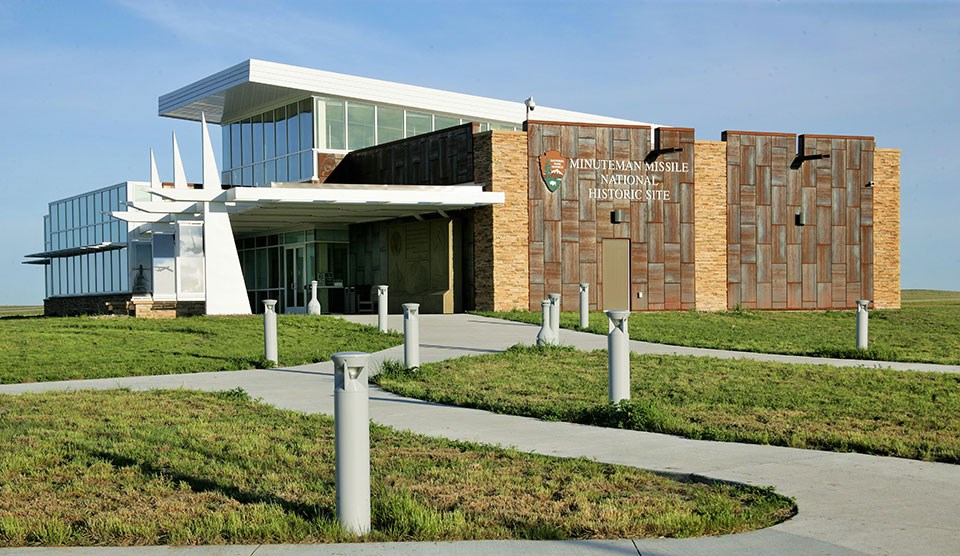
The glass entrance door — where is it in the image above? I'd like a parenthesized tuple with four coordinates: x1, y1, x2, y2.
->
(284, 245, 306, 313)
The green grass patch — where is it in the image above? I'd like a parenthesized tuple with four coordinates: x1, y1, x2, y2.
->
(0, 307, 43, 317)
(375, 344, 960, 463)
(0, 389, 794, 546)
(477, 290, 960, 365)
(0, 315, 403, 384)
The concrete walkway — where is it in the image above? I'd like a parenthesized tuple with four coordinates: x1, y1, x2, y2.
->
(2, 314, 958, 556)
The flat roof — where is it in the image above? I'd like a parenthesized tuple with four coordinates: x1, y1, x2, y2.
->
(159, 59, 652, 127)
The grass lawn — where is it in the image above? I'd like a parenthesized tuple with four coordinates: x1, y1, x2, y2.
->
(0, 389, 794, 546)
(0, 307, 42, 317)
(375, 345, 960, 464)
(0, 315, 403, 384)
(477, 290, 960, 365)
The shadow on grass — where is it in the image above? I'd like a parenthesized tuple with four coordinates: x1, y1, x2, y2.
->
(90, 449, 335, 522)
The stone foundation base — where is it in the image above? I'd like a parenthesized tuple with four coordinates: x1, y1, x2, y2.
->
(44, 295, 205, 318)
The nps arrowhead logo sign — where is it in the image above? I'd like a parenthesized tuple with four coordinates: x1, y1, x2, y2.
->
(539, 150, 566, 193)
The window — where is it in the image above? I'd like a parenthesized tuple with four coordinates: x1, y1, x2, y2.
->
(252, 114, 263, 163)
(241, 119, 252, 166)
(264, 110, 275, 160)
(287, 102, 300, 154)
(222, 125, 231, 169)
(325, 100, 346, 150)
(348, 102, 375, 150)
(231, 123, 241, 170)
(276, 106, 287, 157)
(435, 115, 460, 131)
(299, 99, 313, 152)
(377, 105, 403, 144)
(406, 111, 432, 137)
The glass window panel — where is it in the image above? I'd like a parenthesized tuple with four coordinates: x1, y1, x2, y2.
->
(79, 197, 87, 227)
(59, 202, 66, 229)
(221, 171, 231, 186)
(242, 166, 253, 187)
(265, 159, 276, 184)
(119, 222, 127, 242)
(406, 111, 433, 137)
(275, 107, 287, 157)
(241, 118, 252, 165)
(347, 102, 375, 150)
(299, 98, 313, 151)
(287, 155, 300, 182)
(254, 163, 264, 187)
(119, 251, 128, 291)
(287, 102, 300, 154)
(231, 123, 241, 170)
(94, 194, 102, 223)
(276, 156, 287, 181)
(232, 169, 241, 186)
(177, 223, 205, 297)
(256, 249, 268, 289)
(435, 115, 460, 131)
(81, 226, 88, 246)
(268, 247, 280, 288)
(241, 250, 254, 288)
(264, 110, 275, 160)
(325, 100, 345, 150)
(153, 233, 175, 299)
(66, 201, 73, 229)
(222, 125, 231, 169)
(252, 114, 263, 163)
(301, 151, 312, 180)
(377, 105, 403, 144)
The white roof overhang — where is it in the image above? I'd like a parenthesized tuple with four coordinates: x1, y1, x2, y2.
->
(109, 184, 505, 233)
(160, 59, 653, 127)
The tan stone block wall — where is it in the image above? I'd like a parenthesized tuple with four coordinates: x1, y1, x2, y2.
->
(693, 140, 728, 311)
(473, 131, 530, 311)
(873, 148, 901, 309)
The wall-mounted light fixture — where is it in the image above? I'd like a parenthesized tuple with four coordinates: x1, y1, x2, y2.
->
(611, 209, 625, 224)
(524, 97, 536, 120)
(865, 181, 875, 188)
(795, 210, 807, 226)
(644, 146, 684, 163)
(790, 153, 831, 170)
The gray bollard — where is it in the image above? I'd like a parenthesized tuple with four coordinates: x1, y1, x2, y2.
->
(263, 299, 278, 365)
(308, 280, 322, 315)
(606, 310, 631, 403)
(402, 303, 420, 370)
(536, 299, 555, 346)
(377, 285, 389, 333)
(332, 351, 371, 536)
(548, 293, 561, 345)
(856, 300, 870, 350)
(579, 283, 589, 329)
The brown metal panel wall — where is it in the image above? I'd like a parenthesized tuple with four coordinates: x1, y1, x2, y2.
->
(526, 122, 695, 311)
(725, 130, 874, 310)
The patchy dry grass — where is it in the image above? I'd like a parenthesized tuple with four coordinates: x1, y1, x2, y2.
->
(0, 389, 794, 546)
(376, 345, 960, 463)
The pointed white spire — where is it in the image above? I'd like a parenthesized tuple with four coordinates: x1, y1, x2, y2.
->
(201, 113, 221, 190)
(172, 132, 187, 189)
(150, 148, 161, 190)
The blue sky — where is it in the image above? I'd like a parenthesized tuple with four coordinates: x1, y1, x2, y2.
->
(1, 0, 957, 304)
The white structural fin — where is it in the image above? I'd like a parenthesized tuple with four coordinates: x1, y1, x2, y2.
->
(150, 149, 162, 190)
(201, 113, 221, 190)
(203, 202, 252, 315)
(173, 132, 187, 189)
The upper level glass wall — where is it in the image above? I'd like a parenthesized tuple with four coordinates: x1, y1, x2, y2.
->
(221, 96, 520, 187)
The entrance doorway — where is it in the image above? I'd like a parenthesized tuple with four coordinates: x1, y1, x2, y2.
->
(602, 238, 630, 310)
(284, 245, 306, 313)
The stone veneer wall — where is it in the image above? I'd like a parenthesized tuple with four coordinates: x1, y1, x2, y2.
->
(873, 148, 901, 309)
(693, 140, 728, 311)
(45, 294, 132, 316)
(473, 130, 529, 311)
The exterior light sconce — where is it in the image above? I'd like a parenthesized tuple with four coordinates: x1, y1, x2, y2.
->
(524, 97, 535, 119)
(865, 181, 875, 188)
(795, 210, 807, 226)
(790, 152, 831, 170)
(644, 146, 684, 163)
(611, 209, 625, 224)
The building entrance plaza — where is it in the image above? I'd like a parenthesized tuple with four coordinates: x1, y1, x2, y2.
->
(25, 59, 901, 317)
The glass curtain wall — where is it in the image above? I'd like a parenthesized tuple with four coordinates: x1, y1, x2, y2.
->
(45, 184, 130, 297)
(221, 96, 521, 186)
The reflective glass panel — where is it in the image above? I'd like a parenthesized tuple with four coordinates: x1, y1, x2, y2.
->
(300, 151, 312, 180)
(325, 100, 345, 150)
(241, 119, 252, 165)
(177, 223, 205, 297)
(231, 123, 241, 169)
(287, 102, 300, 154)
(406, 111, 433, 137)
(276, 155, 287, 181)
(264, 110, 275, 159)
(275, 107, 287, 156)
(348, 102, 375, 150)
(435, 115, 460, 131)
(252, 114, 263, 162)
(287, 155, 300, 182)
(222, 125, 231, 169)
(254, 163, 264, 187)
(265, 159, 276, 184)
(377, 105, 403, 144)
(299, 99, 312, 151)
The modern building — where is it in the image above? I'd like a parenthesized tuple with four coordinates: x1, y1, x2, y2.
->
(25, 59, 901, 317)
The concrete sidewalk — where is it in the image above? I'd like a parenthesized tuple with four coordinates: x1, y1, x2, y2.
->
(2, 314, 958, 556)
